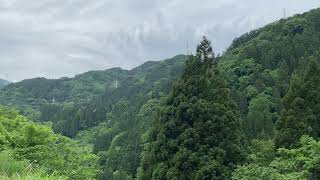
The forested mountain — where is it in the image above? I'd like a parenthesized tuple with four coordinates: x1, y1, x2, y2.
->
(40, 55, 187, 179)
(221, 8, 320, 179)
(38, 55, 186, 135)
(0, 55, 187, 179)
(220, 8, 320, 140)
(1, 7, 320, 180)
(0, 79, 9, 88)
(0, 68, 129, 117)
(0, 56, 186, 117)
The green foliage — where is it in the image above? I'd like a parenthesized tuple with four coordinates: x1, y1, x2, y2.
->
(233, 136, 320, 179)
(0, 152, 27, 177)
(138, 37, 244, 180)
(275, 60, 320, 148)
(0, 106, 99, 179)
(245, 91, 277, 139)
(71, 55, 186, 179)
(220, 9, 320, 139)
(0, 151, 65, 179)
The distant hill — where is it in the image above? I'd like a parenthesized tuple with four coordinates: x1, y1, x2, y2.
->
(0, 55, 187, 118)
(0, 79, 10, 88)
(0, 67, 129, 118)
(39, 54, 187, 135)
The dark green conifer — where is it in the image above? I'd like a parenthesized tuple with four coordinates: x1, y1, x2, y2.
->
(275, 60, 320, 148)
(138, 36, 244, 180)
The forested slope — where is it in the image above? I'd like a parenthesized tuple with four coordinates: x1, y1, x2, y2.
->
(40, 55, 187, 179)
(37, 55, 187, 136)
(1, 7, 320, 180)
(0, 55, 188, 179)
(0, 68, 129, 117)
(220, 8, 320, 139)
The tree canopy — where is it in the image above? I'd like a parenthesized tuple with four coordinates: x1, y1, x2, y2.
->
(138, 36, 244, 180)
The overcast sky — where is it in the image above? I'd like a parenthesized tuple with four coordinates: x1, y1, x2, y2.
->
(0, 0, 319, 81)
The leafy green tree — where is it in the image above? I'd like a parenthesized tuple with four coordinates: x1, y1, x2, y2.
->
(0, 106, 99, 179)
(245, 91, 277, 139)
(138, 37, 244, 180)
(275, 60, 320, 148)
(232, 136, 320, 180)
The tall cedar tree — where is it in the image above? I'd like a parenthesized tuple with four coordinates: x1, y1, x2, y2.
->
(275, 60, 320, 148)
(138, 37, 244, 180)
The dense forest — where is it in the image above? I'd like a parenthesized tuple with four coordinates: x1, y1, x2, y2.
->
(0, 106, 99, 179)
(1, 7, 320, 179)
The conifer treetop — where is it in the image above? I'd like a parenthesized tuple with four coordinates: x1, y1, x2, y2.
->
(196, 36, 214, 62)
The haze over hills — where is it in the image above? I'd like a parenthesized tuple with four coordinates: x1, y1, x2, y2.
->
(1, 7, 320, 180)
(0, 79, 9, 88)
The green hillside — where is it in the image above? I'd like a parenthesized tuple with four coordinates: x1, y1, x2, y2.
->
(220, 8, 320, 139)
(0, 68, 129, 117)
(37, 55, 187, 179)
(1, 7, 320, 180)
(0, 56, 186, 118)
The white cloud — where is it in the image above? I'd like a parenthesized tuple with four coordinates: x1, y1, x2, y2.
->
(0, 0, 319, 81)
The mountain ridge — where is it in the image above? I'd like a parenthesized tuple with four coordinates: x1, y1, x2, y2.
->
(0, 55, 187, 117)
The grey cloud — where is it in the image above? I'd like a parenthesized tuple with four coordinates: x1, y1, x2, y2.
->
(0, 0, 319, 81)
